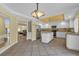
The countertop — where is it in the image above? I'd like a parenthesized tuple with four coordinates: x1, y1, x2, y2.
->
(41, 28, 73, 32)
(66, 32, 79, 35)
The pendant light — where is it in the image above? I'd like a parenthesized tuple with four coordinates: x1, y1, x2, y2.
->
(31, 3, 45, 19)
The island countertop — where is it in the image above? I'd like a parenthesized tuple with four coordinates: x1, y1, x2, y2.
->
(41, 28, 52, 32)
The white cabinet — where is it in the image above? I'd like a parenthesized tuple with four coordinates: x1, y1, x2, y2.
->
(66, 34, 79, 51)
(56, 32, 66, 38)
(41, 32, 53, 43)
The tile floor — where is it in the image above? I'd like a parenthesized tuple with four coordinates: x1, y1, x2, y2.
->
(0, 37, 79, 56)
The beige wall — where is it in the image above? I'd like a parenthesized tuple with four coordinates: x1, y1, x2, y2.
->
(0, 5, 18, 44)
(0, 5, 18, 54)
(27, 20, 37, 41)
(27, 21, 32, 40)
(0, 16, 6, 35)
(9, 16, 18, 44)
(32, 22, 37, 41)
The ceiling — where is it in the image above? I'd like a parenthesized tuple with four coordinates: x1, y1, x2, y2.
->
(3, 3, 79, 20)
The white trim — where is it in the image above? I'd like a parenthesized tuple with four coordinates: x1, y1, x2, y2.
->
(0, 4, 32, 19)
(0, 41, 17, 54)
(0, 4, 38, 21)
(0, 4, 44, 24)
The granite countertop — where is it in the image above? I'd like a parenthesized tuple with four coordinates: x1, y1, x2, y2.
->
(66, 32, 79, 35)
(41, 28, 73, 32)
(41, 28, 52, 32)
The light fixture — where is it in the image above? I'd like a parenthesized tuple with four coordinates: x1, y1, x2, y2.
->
(61, 21, 66, 25)
(68, 16, 72, 19)
(32, 3, 45, 19)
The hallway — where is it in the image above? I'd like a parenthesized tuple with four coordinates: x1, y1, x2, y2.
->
(0, 38, 79, 56)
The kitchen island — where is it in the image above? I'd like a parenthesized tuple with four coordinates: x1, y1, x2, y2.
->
(41, 29, 53, 43)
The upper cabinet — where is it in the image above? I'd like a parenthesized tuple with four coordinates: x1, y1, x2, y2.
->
(40, 14, 64, 23)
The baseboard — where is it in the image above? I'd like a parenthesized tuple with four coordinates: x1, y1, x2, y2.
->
(0, 41, 17, 54)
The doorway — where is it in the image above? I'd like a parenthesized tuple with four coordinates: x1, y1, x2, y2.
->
(18, 24, 27, 42)
(51, 26, 57, 38)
